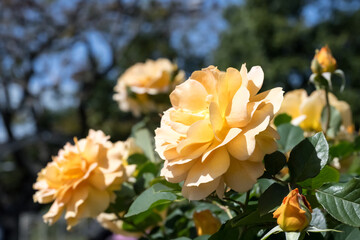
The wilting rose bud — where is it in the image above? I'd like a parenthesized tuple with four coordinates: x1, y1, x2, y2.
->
(193, 210, 221, 236)
(273, 188, 312, 232)
(311, 45, 337, 74)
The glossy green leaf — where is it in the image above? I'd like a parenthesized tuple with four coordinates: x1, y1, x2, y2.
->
(125, 183, 177, 217)
(297, 165, 339, 189)
(264, 151, 287, 175)
(274, 113, 292, 127)
(277, 123, 304, 152)
(333, 224, 360, 240)
(315, 178, 360, 227)
(288, 132, 329, 182)
(258, 183, 289, 216)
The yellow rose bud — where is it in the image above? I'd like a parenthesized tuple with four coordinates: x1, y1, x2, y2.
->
(193, 210, 221, 236)
(273, 188, 312, 232)
(311, 45, 337, 74)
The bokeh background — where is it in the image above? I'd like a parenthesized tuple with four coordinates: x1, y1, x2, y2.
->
(1, 0, 360, 239)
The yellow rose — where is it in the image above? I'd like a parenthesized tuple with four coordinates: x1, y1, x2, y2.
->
(311, 45, 337, 74)
(273, 188, 312, 232)
(113, 58, 185, 117)
(33, 130, 136, 230)
(278, 89, 354, 134)
(155, 65, 284, 200)
(193, 210, 221, 236)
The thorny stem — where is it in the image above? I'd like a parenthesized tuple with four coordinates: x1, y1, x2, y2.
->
(324, 88, 331, 137)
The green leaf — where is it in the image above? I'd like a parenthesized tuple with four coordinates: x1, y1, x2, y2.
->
(309, 208, 327, 236)
(274, 113, 292, 127)
(321, 106, 342, 138)
(329, 141, 354, 158)
(125, 183, 177, 217)
(133, 128, 155, 162)
(127, 153, 148, 165)
(232, 209, 275, 227)
(285, 231, 304, 240)
(353, 136, 360, 151)
(297, 165, 339, 189)
(209, 221, 240, 240)
(333, 224, 360, 240)
(277, 123, 304, 153)
(261, 226, 283, 240)
(264, 151, 287, 175)
(315, 178, 360, 227)
(288, 132, 329, 182)
(258, 183, 289, 216)
(194, 236, 210, 240)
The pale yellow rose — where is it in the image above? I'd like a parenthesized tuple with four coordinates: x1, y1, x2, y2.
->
(33, 130, 139, 230)
(193, 210, 221, 236)
(97, 213, 142, 237)
(113, 58, 185, 117)
(278, 89, 354, 134)
(273, 188, 312, 232)
(155, 65, 284, 200)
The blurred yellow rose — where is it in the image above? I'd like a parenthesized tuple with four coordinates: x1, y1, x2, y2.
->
(193, 210, 221, 236)
(113, 58, 185, 117)
(278, 89, 354, 134)
(155, 65, 283, 200)
(311, 45, 337, 74)
(33, 130, 139, 230)
(273, 188, 312, 232)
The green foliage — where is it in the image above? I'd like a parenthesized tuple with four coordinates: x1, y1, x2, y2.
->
(321, 106, 342, 138)
(125, 183, 178, 217)
(133, 127, 156, 162)
(258, 183, 289, 216)
(274, 113, 292, 127)
(333, 224, 360, 240)
(288, 132, 329, 182)
(277, 123, 304, 152)
(297, 166, 340, 190)
(264, 151, 287, 175)
(316, 178, 360, 227)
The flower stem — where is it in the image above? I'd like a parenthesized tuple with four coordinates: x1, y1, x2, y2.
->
(324, 88, 331, 137)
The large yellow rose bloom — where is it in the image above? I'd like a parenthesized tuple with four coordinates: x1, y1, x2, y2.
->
(155, 65, 284, 200)
(114, 58, 185, 117)
(273, 188, 312, 232)
(279, 89, 353, 133)
(33, 130, 137, 230)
